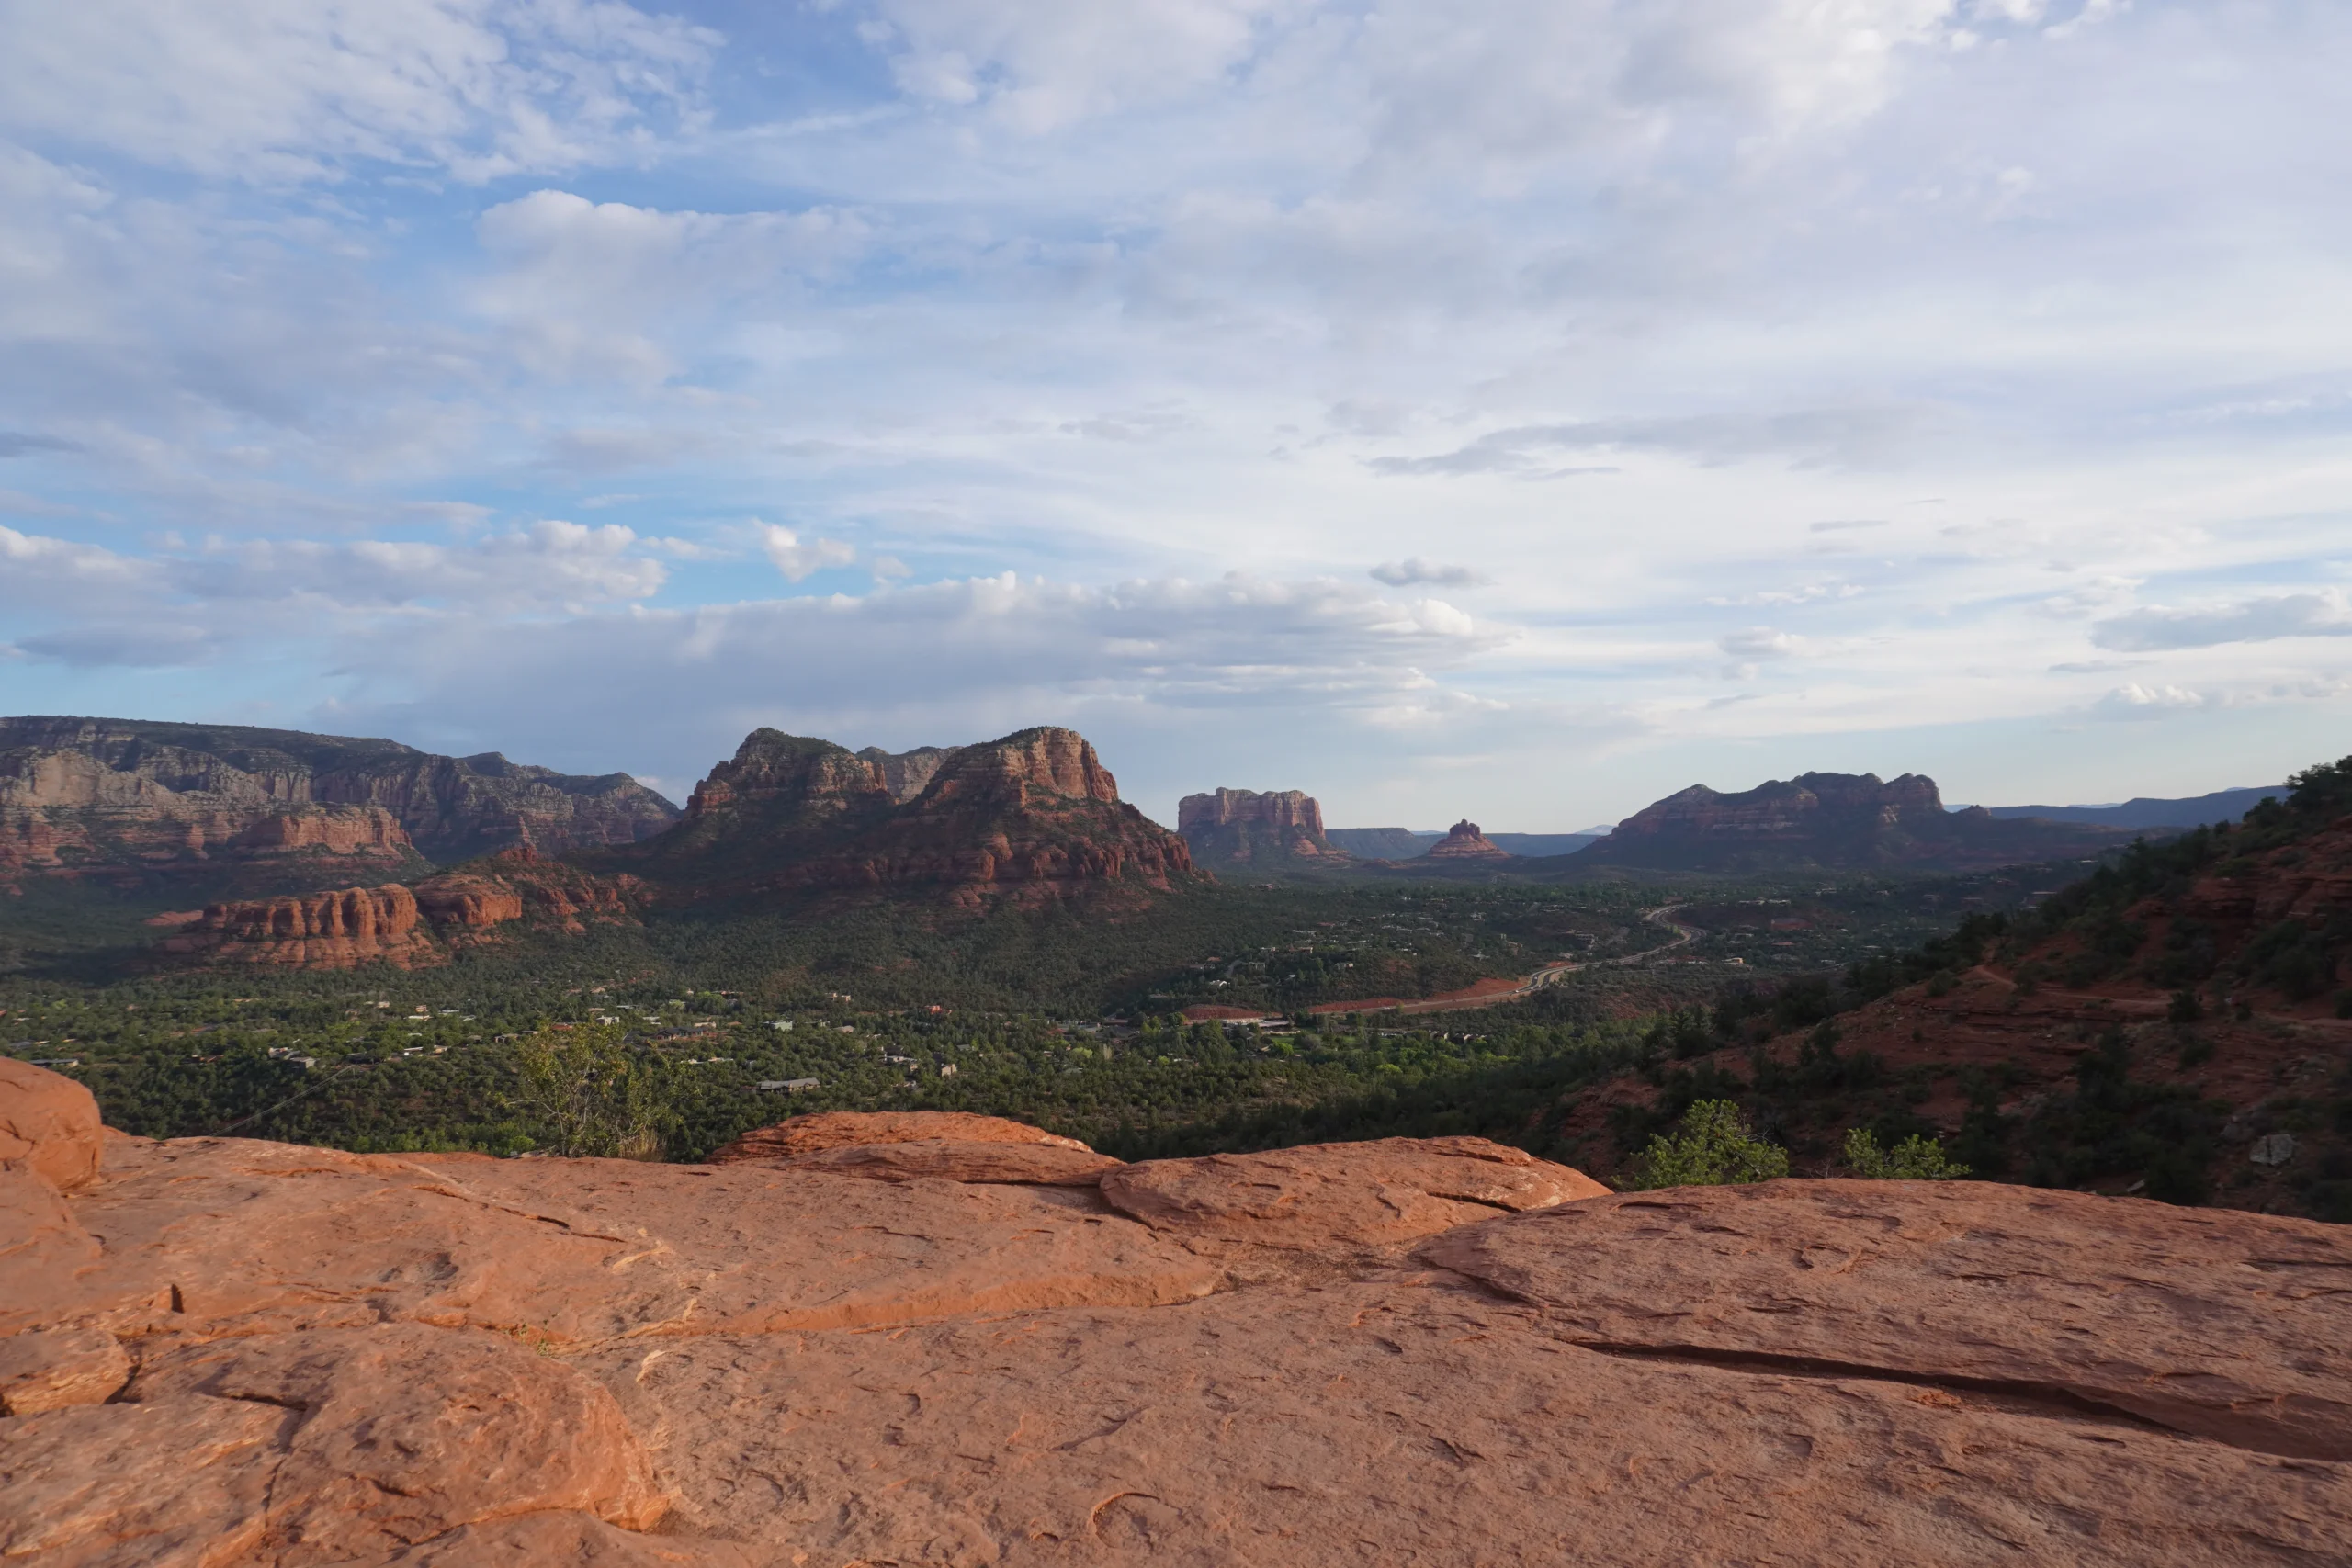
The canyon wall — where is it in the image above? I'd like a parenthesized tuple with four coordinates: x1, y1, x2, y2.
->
(0, 717, 678, 886)
(1176, 787, 1347, 868)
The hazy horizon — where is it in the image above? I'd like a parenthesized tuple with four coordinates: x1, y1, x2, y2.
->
(2, 1, 2346, 830)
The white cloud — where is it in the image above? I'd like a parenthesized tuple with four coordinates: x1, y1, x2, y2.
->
(0, 0, 718, 182)
(859, 0, 1297, 131)
(1718, 626, 1806, 659)
(2092, 592, 2352, 652)
(2091, 682, 2212, 721)
(761, 525, 858, 582)
(1370, 558, 1488, 587)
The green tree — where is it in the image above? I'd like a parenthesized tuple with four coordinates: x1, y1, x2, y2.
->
(508, 1023, 672, 1158)
(1627, 1100, 1789, 1189)
(1841, 1126, 1971, 1179)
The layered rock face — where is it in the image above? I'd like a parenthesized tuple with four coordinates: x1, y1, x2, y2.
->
(0, 734, 421, 891)
(1424, 818, 1509, 859)
(1176, 787, 1350, 867)
(161, 884, 438, 969)
(6, 1078, 2348, 1566)
(0, 716, 678, 883)
(159, 848, 641, 969)
(1579, 769, 2132, 872)
(624, 726, 1198, 905)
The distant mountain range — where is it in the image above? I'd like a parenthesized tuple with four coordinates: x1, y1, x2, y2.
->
(1573, 772, 2133, 873)
(1981, 784, 2287, 829)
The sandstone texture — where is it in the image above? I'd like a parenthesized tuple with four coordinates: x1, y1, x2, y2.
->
(0, 716, 677, 886)
(1101, 1134, 1607, 1247)
(161, 884, 440, 970)
(158, 849, 643, 969)
(1423, 818, 1510, 859)
(616, 726, 1200, 905)
(710, 1109, 1095, 1160)
(6, 1063, 2351, 1566)
(0, 1056, 103, 1190)
(773, 1139, 1125, 1186)
(1580, 768, 2134, 872)
(1175, 787, 1349, 868)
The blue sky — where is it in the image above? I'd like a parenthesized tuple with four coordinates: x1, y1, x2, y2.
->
(2, 0, 2347, 828)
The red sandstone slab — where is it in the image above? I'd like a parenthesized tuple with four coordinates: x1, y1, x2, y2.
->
(1101, 1135, 1609, 1248)
(1419, 1178, 2352, 1461)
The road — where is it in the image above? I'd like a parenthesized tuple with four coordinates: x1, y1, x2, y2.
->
(1330, 904, 1702, 1020)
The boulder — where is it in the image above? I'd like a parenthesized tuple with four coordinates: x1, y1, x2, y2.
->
(1100, 1135, 1609, 1248)
(0, 1058, 104, 1190)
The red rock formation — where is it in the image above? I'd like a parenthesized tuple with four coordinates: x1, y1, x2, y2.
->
(163, 884, 439, 969)
(0, 716, 678, 881)
(626, 726, 1201, 905)
(411, 846, 640, 942)
(1176, 787, 1349, 867)
(159, 848, 641, 968)
(1424, 818, 1509, 858)
(0, 729, 421, 890)
(0, 1057, 103, 1192)
(1100, 1135, 1606, 1248)
(6, 1066, 2348, 1566)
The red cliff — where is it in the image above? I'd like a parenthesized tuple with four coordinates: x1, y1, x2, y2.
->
(159, 849, 641, 969)
(1177, 787, 1349, 867)
(0, 716, 677, 883)
(619, 726, 1200, 906)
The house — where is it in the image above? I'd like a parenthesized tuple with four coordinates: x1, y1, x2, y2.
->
(754, 1077, 820, 1093)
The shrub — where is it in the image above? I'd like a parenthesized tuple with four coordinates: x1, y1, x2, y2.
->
(2166, 989, 2203, 1024)
(1626, 1099, 1790, 1189)
(1841, 1126, 1971, 1179)
(508, 1023, 673, 1159)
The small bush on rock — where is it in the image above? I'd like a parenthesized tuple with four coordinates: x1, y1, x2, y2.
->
(1628, 1099, 1790, 1189)
(1841, 1126, 1971, 1179)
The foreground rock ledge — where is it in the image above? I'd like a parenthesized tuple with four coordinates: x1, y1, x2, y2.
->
(4, 1082, 2350, 1566)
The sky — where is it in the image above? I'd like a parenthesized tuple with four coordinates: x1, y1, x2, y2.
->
(2, 0, 2348, 829)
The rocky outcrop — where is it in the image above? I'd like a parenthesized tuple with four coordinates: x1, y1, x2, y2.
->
(1424, 818, 1509, 859)
(1578, 769, 2134, 872)
(161, 884, 438, 969)
(620, 726, 1200, 906)
(1099, 1135, 1608, 1248)
(1177, 787, 1350, 867)
(711, 1110, 1094, 1161)
(5, 1065, 2347, 1566)
(410, 847, 640, 942)
(0, 728, 420, 890)
(855, 744, 956, 804)
(0, 716, 678, 884)
(157, 848, 639, 969)
(0, 1057, 103, 1192)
